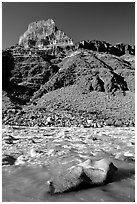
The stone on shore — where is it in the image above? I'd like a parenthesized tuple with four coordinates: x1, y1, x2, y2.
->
(81, 158, 118, 184)
(48, 165, 83, 194)
(47, 158, 118, 193)
(15, 155, 26, 166)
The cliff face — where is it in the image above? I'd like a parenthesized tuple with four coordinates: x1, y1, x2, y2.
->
(2, 18, 135, 127)
(18, 18, 135, 56)
(19, 19, 73, 49)
(3, 18, 135, 104)
(78, 40, 135, 56)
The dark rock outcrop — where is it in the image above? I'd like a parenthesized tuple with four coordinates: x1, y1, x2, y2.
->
(78, 40, 135, 56)
(2, 155, 16, 166)
(78, 74, 105, 93)
(2, 50, 15, 91)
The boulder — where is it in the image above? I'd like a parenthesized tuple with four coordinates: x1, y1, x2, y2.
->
(47, 165, 83, 194)
(45, 116, 55, 126)
(80, 158, 118, 184)
(47, 158, 117, 193)
(2, 155, 16, 166)
(15, 155, 27, 166)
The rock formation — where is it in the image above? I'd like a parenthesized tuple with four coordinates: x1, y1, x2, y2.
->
(19, 19, 73, 49)
(2, 50, 15, 91)
(48, 158, 118, 193)
(2, 18, 135, 127)
(78, 40, 135, 56)
(32, 50, 128, 99)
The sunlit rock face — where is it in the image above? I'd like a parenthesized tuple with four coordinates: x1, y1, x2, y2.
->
(19, 19, 73, 49)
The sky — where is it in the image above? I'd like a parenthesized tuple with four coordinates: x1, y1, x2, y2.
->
(2, 2, 135, 49)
